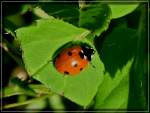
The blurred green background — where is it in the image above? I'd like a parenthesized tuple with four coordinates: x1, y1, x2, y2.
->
(1, 0, 148, 112)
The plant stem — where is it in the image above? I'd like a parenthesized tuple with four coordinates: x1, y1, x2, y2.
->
(32, 7, 53, 19)
(2, 39, 24, 67)
(3, 95, 49, 109)
(2, 84, 52, 98)
(132, 4, 147, 109)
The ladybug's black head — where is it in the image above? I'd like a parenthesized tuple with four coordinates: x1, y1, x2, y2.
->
(82, 46, 95, 61)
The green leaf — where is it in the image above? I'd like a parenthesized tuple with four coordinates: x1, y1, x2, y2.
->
(16, 18, 105, 106)
(34, 43, 104, 106)
(94, 59, 133, 109)
(94, 27, 137, 109)
(79, 3, 111, 36)
(39, 3, 79, 26)
(108, 3, 139, 19)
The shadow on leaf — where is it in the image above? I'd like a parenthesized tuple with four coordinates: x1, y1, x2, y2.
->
(95, 26, 137, 77)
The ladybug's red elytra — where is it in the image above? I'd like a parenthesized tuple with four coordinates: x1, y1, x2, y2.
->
(54, 45, 95, 76)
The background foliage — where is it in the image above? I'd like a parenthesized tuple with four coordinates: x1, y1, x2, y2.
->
(1, 0, 148, 112)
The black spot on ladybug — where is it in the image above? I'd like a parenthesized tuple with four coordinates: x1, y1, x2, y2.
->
(79, 51, 84, 59)
(80, 68, 83, 71)
(64, 71, 69, 75)
(68, 51, 72, 56)
(75, 64, 78, 67)
(73, 63, 78, 67)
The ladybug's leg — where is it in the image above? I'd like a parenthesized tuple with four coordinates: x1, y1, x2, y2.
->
(64, 71, 69, 75)
(63, 71, 69, 76)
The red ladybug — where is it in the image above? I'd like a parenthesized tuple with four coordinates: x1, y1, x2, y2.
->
(54, 45, 95, 76)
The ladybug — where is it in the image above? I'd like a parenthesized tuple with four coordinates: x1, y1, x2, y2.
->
(54, 45, 95, 76)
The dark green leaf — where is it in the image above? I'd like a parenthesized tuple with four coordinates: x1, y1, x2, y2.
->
(128, 5, 148, 110)
(79, 3, 111, 36)
(94, 27, 137, 109)
(39, 2, 79, 26)
(98, 27, 137, 76)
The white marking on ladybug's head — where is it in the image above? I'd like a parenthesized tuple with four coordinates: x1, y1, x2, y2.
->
(84, 55, 87, 60)
(80, 50, 88, 60)
(81, 50, 84, 53)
